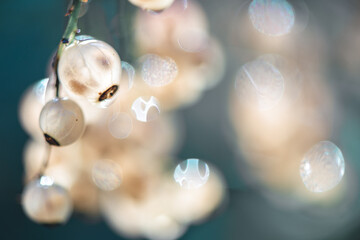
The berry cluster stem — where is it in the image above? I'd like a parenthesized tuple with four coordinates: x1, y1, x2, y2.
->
(53, 0, 83, 98)
(39, 145, 52, 177)
(40, 0, 83, 177)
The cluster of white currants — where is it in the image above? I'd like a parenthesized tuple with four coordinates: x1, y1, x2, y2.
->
(132, 0, 225, 110)
(40, 36, 122, 147)
(21, 35, 123, 224)
(19, 0, 226, 237)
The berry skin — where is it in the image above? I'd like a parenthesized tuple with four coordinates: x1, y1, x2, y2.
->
(22, 176, 73, 225)
(39, 98, 85, 146)
(58, 38, 121, 108)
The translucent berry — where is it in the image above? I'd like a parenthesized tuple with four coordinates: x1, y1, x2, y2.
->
(39, 98, 85, 146)
(58, 38, 121, 107)
(108, 112, 133, 139)
(22, 176, 73, 225)
(19, 78, 49, 140)
(92, 159, 122, 191)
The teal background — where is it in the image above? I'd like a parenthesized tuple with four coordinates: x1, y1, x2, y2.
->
(1, 0, 360, 239)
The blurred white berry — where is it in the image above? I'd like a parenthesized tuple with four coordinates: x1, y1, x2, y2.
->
(22, 176, 73, 225)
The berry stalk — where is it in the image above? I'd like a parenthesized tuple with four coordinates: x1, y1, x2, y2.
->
(53, 0, 83, 98)
(39, 144, 52, 177)
(41, 0, 83, 176)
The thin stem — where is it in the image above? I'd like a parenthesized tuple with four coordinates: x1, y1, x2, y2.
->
(53, 0, 83, 98)
(38, 0, 82, 177)
(38, 144, 52, 178)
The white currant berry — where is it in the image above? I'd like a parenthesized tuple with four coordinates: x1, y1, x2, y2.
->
(39, 98, 85, 146)
(108, 112, 133, 139)
(58, 37, 121, 107)
(19, 78, 49, 140)
(22, 176, 73, 225)
(92, 159, 122, 191)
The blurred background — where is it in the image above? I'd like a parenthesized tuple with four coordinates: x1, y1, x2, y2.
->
(1, 0, 360, 239)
